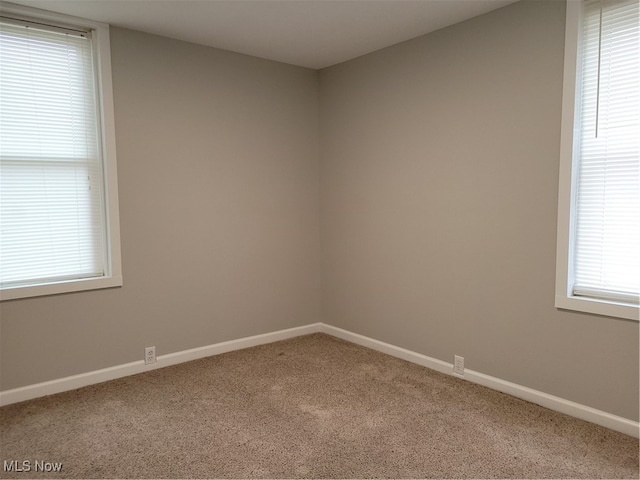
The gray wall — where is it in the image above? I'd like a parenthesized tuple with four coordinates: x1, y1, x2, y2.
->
(319, 0, 639, 421)
(0, 28, 322, 390)
(1, 1, 638, 423)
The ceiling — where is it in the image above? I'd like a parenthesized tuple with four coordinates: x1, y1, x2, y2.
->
(6, 0, 518, 69)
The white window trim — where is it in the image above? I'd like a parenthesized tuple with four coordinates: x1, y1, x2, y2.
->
(0, 3, 122, 301)
(555, 0, 639, 322)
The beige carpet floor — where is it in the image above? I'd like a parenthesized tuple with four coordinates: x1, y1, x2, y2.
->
(0, 333, 638, 479)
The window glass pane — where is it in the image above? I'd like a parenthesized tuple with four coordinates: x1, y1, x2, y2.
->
(0, 20, 107, 288)
(573, 0, 640, 304)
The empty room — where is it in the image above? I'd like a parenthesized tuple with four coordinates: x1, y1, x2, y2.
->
(0, 0, 638, 478)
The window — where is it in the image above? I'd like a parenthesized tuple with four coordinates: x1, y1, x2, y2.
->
(0, 4, 121, 301)
(556, 0, 639, 320)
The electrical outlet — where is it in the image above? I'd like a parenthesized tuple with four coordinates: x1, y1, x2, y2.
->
(145, 346, 156, 365)
(453, 355, 464, 376)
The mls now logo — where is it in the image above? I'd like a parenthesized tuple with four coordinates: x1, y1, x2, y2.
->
(3, 460, 63, 473)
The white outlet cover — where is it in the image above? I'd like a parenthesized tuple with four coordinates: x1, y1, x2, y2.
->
(145, 347, 156, 365)
(453, 355, 464, 376)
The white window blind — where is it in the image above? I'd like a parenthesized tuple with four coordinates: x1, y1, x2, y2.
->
(0, 18, 107, 289)
(573, 0, 640, 305)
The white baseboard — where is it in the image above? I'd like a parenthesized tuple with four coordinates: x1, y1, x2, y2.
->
(1, 321, 637, 439)
(318, 323, 640, 438)
(0, 323, 323, 407)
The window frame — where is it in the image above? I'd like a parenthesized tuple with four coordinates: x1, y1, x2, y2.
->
(0, 2, 122, 301)
(555, 0, 639, 321)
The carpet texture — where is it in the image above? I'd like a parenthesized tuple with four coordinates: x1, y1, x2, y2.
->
(0, 333, 638, 479)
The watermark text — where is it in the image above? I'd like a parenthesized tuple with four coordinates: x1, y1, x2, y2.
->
(3, 460, 63, 473)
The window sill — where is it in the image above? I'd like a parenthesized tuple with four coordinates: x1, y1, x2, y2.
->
(0, 276, 123, 301)
(556, 295, 639, 322)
